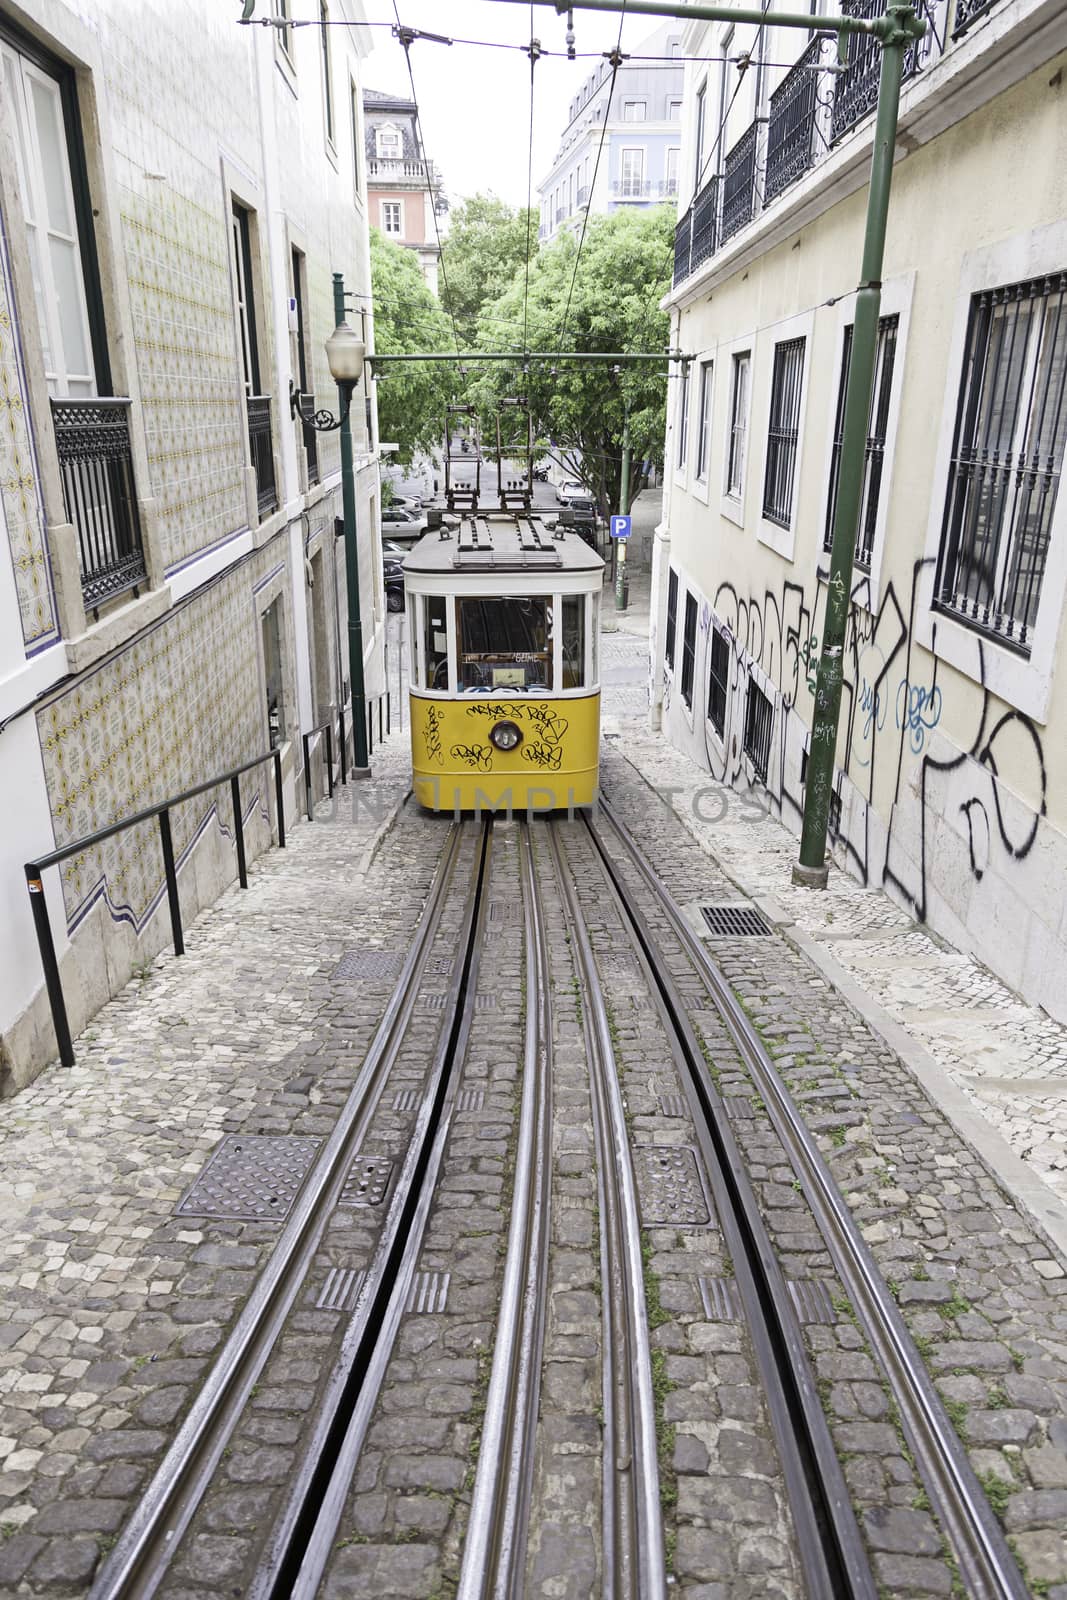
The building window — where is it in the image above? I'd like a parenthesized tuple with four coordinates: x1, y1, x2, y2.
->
(620, 148, 645, 197)
(231, 202, 276, 519)
(676, 365, 690, 470)
(935, 274, 1067, 656)
(350, 83, 361, 196)
(694, 81, 707, 186)
(680, 591, 697, 708)
(669, 99, 683, 119)
(665, 147, 679, 196)
(726, 351, 750, 497)
(743, 675, 772, 782)
(262, 598, 287, 748)
(824, 314, 899, 569)
(376, 124, 401, 158)
(319, 2, 335, 145)
(291, 248, 317, 486)
(382, 201, 402, 235)
(275, 0, 294, 62)
(708, 626, 729, 736)
(763, 336, 805, 527)
(623, 99, 647, 121)
(696, 360, 714, 480)
(665, 568, 678, 669)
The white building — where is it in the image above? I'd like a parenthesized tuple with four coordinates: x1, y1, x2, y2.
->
(0, 0, 386, 1090)
(654, 0, 1067, 1019)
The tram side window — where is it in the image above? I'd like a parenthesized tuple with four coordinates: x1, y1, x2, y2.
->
(562, 594, 586, 689)
(424, 597, 449, 690)
(457, 596, 551, 691)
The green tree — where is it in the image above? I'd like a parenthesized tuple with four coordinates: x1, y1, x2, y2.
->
(369, 228, 454, 462)
(439, 194, 539, 339)
(471, 207, 673, 516)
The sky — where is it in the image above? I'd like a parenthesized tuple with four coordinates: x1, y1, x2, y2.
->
(360, 1, 661, 209)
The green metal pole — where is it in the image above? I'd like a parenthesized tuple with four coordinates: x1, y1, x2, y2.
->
(794, 6, 911, 887)
(615, 409, 631, 612)
(335, 271, 370, 777)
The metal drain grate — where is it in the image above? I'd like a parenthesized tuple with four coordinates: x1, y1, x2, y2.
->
(332, 948, 402, 981)
(658, 1094, 688, 1118)
(788, 1278, 837, 1326)
(635, 1146, 712, 1226)
(317, 1266, 366, 1312)
(426, 956, 453, 975)
(338, 1157, 393, 1207)
(176, 1134, 322, 1222)
(700, 904, 771, 938)
(408, 1270, 450, 1313)
(699, 1275, 743, 1321)
(392, 1088, 421, 1113)
(488, 901, 521, 925)
(457, 1088, 485, 1112)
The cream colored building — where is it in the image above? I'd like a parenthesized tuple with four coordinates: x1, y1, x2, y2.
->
(0, 0, 386, 1089)
(654, 0, 1067, 1019)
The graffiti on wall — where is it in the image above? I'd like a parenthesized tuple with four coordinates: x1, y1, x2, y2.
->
(693, 558, 1047, 922)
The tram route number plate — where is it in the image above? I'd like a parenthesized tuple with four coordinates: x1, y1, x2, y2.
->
(634, 1145, 714, 1226)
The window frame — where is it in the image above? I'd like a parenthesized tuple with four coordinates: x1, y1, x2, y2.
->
(619, 146, 645, 198)
(680, 590, 698, 712)
(693, 80, 707, 190)
(665, 568, 679, 672)
(695, 358, 715, 489)
(720, 338, 752, 526)
(742, 671, 773, 784)
(381, 199, 403, 236)
(319, 0, 336, 153)
(622, 99, 647, 122)
(822, 314, 899, 570)
(707, 622, 730, 740)
(350, 79, 363, 201)
(675, 363, 690, 475)
(756, 307, 814, 560)
(761, 335, 806, 529)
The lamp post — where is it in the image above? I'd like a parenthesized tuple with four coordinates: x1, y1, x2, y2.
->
(291, 271, 370, 777)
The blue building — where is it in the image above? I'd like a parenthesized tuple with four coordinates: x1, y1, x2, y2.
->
(538, 22, 684, 244)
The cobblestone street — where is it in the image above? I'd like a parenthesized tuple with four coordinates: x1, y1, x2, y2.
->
(0, 578, 1065, 1596)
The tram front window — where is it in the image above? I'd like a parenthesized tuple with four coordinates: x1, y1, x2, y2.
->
(457, 596, 551, 691)
(424, 599, 449, 690)
(561, 594, 585, 689)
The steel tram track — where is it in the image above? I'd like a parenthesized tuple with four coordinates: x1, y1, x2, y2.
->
(90, 818, 491, 1600)
(590, 795, 1030, 1600)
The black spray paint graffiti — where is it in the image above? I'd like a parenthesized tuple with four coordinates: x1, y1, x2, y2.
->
(698, 558, 1046, 922)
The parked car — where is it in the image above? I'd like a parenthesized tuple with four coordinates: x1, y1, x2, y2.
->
(381, 505, 427, 541)
(383, 541, 407, 613)
(556, 480, 595, 511)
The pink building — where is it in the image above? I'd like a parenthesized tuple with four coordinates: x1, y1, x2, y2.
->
(363, 89, 448, 293)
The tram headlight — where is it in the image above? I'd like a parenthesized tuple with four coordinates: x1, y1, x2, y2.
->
(489, 720, 523, 752)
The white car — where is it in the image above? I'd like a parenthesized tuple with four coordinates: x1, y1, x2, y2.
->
(556, 480, 594, 509)
(381, 505, 427, 541)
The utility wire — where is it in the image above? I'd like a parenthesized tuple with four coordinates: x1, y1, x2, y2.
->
(694, 0, 774, 196)
(521, 9, 537, 376)
(391, 2, 463, 354)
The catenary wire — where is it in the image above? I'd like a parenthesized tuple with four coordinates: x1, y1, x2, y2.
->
(521, 7, 537, 379)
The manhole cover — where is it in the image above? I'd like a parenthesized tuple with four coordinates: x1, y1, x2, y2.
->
(634, 1146, 712, 1225)
(788, 1278, 836, 1326)
(700, 905, 771, 938)
(338, 1156, 393, 1207)
(699, 1275, 743, 1321)
(176, 1134, 322, 1221)
(333, 949, 402, 981)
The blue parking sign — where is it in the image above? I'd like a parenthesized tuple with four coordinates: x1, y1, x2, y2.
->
(610, 515, 631, 540)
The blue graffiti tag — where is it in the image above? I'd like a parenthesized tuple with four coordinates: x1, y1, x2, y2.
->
(895, 678, 943, 754)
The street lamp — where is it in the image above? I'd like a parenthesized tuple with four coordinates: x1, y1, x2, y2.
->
(290, 273, 371, 777)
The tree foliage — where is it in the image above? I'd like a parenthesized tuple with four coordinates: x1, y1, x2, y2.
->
(439, 194, 539, 340)
(369, 228, 454, 462)
(470, 207, 673, 516)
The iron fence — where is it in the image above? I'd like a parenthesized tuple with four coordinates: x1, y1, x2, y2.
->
(721, 122, 759, 244)
(673, 207, 693, 286)
(691, 175, 720, 273)
(50, 397, 147, 611)
(765, 36, 822, 203)
(247, 394, 277, 519)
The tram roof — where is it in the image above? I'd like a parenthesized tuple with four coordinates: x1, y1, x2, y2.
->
(402, 513, 605, 576)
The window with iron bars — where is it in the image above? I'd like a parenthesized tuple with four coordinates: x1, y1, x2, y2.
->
(763, 337, 805, 527)
(707, 625, 729, 736)
(935, 273, 1067, 657)
(743, 674, 773, 783)
(681, 591, 697, 708)
(823, 314, 899, 569)
(665, 568, 678, 670)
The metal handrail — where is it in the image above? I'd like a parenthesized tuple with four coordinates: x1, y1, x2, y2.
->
(25, 745, 288, 1071)
(301, 715, 337, 822)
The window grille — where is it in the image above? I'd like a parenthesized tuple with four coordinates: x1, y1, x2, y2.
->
(681, 592, 697, 708)
(665, 569, 678, 669)
(763, 337, 805, 527)
(727, 352, 750, 497)
(823, 314, 899, 567)
(935, 273, 1067, 656)
(707, 626, 729, 736)
(743, 676, 773, 782)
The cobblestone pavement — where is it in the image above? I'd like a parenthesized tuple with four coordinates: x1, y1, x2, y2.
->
(606, 566, 1067, 1243)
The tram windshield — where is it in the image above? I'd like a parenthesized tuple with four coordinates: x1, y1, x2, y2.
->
(457, 596, 551, 691)
(424, 598, 450, 691)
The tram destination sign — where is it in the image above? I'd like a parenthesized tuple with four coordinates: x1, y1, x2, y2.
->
(610, 515, 631, 540)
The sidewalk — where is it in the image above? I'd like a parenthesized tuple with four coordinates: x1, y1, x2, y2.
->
(601, 562, 1067, 1255)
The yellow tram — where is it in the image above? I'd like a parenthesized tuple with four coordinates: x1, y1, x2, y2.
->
(403, 512, 604, 812)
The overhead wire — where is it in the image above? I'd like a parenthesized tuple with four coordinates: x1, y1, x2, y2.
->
(521, 7, 537, 380)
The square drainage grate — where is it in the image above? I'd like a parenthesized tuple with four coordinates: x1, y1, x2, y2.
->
(338, 1156, 393, 1207)
(332, 949, 402, 982)
(634, 1146, 713, 1226)
(426, 956, 453, 975)
(176, 1134, 322, 1222)
(488, 901, 522, 925)
(699, 1275, 743, 1321)
(700, 905, 771, 938)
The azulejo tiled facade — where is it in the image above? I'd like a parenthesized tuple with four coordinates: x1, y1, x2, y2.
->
(0, 0, 383, 1092)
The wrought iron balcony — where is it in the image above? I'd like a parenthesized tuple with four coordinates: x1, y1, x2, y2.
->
(831, 0, 929, 142)
(50, 396, 147, 611)
(673, 207, 692, 286)
(691, 175, 719, 273)
(247, 395, 277, 520)
(952, 0, 999, 32)
(611, 178, 653, 198)
(765, 35, 822, 204)
(721, 121, 759, 244)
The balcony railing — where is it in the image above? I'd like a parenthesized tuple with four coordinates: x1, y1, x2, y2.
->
(831, 0, 930, 142)
(766, 35, 822, 202)
(951, 0, 998, 32)
(577, 184, 590, 206)
(673, 208, 693, 286)
(50, 396, 147, 611)
(721, 121, 759, 244)
(691, 175, 719, 273)
(247, 395, 277, 520)
(367, 157, 442, 186)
